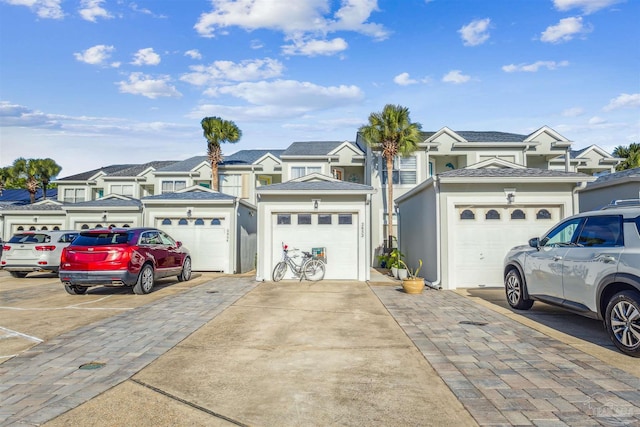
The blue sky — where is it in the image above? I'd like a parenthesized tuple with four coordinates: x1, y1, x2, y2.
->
(1, 0, 638, 178)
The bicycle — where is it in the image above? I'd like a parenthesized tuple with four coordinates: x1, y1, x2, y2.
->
(272, 243, 326, 282)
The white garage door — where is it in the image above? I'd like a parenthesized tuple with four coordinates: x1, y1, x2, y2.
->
(158, 216, 229, 271)
(452, 205, 560, 287)
(271, 212, 358, 280)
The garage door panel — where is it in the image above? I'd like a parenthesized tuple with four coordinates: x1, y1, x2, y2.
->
(271, 213, 357, 280)
(453, 206, 559, 287)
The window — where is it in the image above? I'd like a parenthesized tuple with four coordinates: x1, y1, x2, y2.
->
(486, 209, 500, 220)
(63, 188, 86, 203)
(382, 156, 417, 185)
(338, 214, 352, 225)
(537, 209, 552, 219)
(81, 224, 89, 229)
(291, 166, 322, 179)
(220, 174, 242, 197)
(318, 214, 332, 225)
(211, 218, 221, 225)
(111, 184, 134, 197)
(298, 214, 312, 225)
(162, 218, 172, 225)
(577, 216, 623, 247)
(195, 218, 205, 225)
(277, 214, 291, 225)
(178, 218, 188, 225)
(542, 218, 582, 247)
(511, 209, 526, 219)
(161, 180, 187, 194)
(460, 209, 475, 220)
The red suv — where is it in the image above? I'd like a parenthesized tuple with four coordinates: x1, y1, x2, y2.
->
(59, 227, 191, 295)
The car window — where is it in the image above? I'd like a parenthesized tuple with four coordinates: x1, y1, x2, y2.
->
(58, 233, 79, 243)
(140, 231, 161, 245)
(577, 215, 623, 247)
(8, 233, 50, 244)
(541, 218, 583, 247)
(73, 231, 131, 246)
(158, 231, 176, 246)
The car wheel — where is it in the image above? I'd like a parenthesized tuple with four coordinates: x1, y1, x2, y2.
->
(605, 290, 640, 357)
(272, 262, 287, 282)
(64, 284, 88, 295)
(10, 271, 28, 278)
(505, 268, 534, 310)
(133, 264, 154, 295)
(177, 257, 192, 282)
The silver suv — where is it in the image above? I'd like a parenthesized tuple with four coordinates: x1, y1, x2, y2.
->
(1, 230, 79, 277)
(503, 200, 640, 357)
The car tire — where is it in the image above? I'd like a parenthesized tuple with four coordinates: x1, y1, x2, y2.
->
(505, 268, 534, 310)
(10, 271, 28, 278)
(605, 290, 640, 357)
(133, 264, 154, 295)
(64, 284, 88, 295)
(272, 262, 287, 282)
(177, 257, 192, 282)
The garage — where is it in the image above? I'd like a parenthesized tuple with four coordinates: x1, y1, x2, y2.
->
(270, 211, 359, 280)
(157, 216, 229, 271)
(451, 205, 560, 287)
(255, 173, 374, 282)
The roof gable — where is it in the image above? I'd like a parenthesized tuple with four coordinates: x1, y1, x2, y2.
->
(465, 158, 526, 170)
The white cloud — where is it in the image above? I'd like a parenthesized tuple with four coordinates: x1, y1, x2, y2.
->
(181, 58, 284, 86)
(282, 37, 348, 56)
(540, 16, 591, 43)
(184, 49, 202, 60)
(393, 72, 417, 86)
(129, 2, 166, 18)
(131, 48, 161, 66)
(442, 70, 471, 84)
(194, 0, 388, 56)
(79, 0, 112, 22)
(117, 73, 182, 99)
(3, 0, 64, 19)
(589, 116, 607, 125)
(73, 44, 116, 66)
(553, 0, 624, 14)
(562, 107, 585, 117)
(458, 18, 491, 46)
(603, 93, 640, 111)
(502, 60, 570, 72)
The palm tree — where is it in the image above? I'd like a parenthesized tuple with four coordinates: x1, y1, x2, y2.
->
(34, 158, 62, 200)
(613, 143, 640, 171)
(12, 158, 40, 204)
(358, 104, 422, 250)
(0, 166, 11, 195)
(201, 116, 242, 191)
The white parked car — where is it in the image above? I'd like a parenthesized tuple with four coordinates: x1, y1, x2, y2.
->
(1, 230, 79, 277)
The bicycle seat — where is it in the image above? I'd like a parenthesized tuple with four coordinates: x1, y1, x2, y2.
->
(302, 251, 312, 257)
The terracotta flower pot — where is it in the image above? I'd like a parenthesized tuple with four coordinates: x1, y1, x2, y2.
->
(402, 277, 425, 294)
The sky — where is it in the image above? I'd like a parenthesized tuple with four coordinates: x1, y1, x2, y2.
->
(0, 0, 639, 179)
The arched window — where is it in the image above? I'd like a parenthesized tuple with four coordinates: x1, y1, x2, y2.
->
(109, 224, 117, 228)
(81, 224, 89, 229)
(161, 218, 172, 225)
(537, 209, 552, 219)
(53, 226, 60, 230)
(195, 218, 205, 225)
(122, 224, 130, 228)
(41, 226, 48, 230)
(486, 209, 500, 220)
(29, 226, 36, 230)
(94, 224, 103, 229)
(17, 226, 24, 231)
(511, 209, 526, 220)
(211, 218, 221, 225)
(178, 218, 188, 225)
(460, 209, 475, 220)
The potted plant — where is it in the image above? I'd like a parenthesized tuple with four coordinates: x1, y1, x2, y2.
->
(387, 248, 406, 278)
(399, 259, 424, 294)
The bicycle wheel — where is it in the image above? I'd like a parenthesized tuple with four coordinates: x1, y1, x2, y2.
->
(272, 261, 287, 282)
(303, 259, 325, 281)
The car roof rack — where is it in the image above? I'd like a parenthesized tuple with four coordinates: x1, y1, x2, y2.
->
(601, 199, 640, 209)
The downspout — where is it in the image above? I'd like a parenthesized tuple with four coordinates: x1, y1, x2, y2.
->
(523, 144, 530, 167)
(572, 180, 587, 215)
(425, 178, 442, 290)
(565, 148, 571, 172)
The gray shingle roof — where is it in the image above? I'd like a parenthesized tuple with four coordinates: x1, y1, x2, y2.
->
(108, 161, 179, 176)
(420, 130, 528, 142)
(439, 168, 589, 179)
(67, 197, 143, 208)
(154, 156, 208, 172)
(281, 141, 349, 156)
(223, 149, 285, 165)
(588, 167, 640, 186)
(258, 180, 373, 192)
(0, 203, 64, 211)
(58, 164, 137, 180)
(142, 191, 235, 201)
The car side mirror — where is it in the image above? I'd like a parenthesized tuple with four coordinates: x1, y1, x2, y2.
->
(176, 241, 182, 248)
(529, 237, 540, 250)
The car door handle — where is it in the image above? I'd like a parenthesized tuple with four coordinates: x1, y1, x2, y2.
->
(600, 255, 616, 263)
(553, 256, 563, 261)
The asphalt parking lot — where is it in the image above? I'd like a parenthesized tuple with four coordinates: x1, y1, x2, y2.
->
(1, 270, 639, 426)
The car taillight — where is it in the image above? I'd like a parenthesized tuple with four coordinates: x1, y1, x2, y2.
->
(2, 245, 10, 251)
(35, 245, 56, 251)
